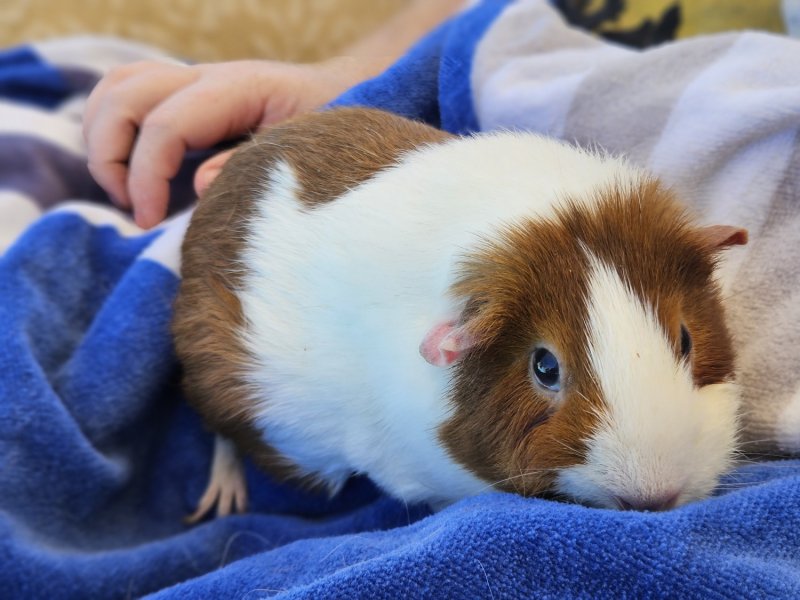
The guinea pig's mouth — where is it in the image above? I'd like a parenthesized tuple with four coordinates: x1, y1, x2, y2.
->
(611, 491, 681, 512)
(548, 489, 683, 512)
(549, 464, 703, 512)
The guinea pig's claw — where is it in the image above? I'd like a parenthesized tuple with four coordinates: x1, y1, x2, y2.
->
(185, 435, 249, 524)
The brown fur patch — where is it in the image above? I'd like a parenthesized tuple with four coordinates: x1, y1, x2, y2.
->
(250, 106, 451, 208)
(173, 107, 451, 485)
(438, 179, 738, 498)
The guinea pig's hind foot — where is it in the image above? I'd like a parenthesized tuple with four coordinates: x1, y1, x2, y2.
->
(185, 434, 249, 524)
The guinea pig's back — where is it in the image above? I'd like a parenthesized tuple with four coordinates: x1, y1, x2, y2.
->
(240, 125, 648, 371)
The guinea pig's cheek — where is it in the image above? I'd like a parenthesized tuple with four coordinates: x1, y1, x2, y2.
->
(684, 381, 741, 496)
(553, 464, 613, 509)
(551, 433, 624, 509)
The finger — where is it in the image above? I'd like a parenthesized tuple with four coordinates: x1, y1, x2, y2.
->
(83, 59, 186, 138)
(194, 149, 235, 197)
(127, 80, 266, 227)
(84, 62, 146, 140)
(127, 121, 185, 228)
(84, 66, 196, 209)
(85, 105, 139, 208)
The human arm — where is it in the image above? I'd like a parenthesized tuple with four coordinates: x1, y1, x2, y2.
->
(83, 0, 466, 228)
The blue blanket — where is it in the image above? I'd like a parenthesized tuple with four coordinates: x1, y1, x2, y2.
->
(3, 2, 800, 598)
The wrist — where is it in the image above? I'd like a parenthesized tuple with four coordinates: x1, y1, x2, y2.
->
(318, 55, 386, 92)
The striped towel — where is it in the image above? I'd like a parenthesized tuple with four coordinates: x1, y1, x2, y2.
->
(2, 2, 800, 598)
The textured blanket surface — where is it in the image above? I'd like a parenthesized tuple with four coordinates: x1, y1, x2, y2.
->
(2, 2, 800, 598)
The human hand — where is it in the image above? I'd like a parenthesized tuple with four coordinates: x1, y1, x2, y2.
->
(83, 58, 370, 228)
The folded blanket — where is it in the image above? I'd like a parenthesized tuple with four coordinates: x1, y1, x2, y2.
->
(3, 2, 800, 598)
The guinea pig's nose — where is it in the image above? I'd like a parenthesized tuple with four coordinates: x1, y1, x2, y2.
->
(614, 491, 680, 512)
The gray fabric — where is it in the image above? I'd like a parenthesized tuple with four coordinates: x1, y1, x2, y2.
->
(0, 135, 105, 209)
(563, 37, 740, 160)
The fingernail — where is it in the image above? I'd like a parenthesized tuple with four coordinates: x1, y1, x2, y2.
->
(133, 209, 151, 230)
(199, 168, 221, 192)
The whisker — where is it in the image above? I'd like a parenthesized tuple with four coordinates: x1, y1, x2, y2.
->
(516, 465, 524, 496)
(734, 452, 800, 462)
(477, 469, 557, 494)
(736, 436, 791, 447)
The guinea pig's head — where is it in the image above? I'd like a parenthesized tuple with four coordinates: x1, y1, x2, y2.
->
(423, 180, 747, 511)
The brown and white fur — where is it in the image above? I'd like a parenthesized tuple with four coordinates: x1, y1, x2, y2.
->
(173, 107, 746, 520)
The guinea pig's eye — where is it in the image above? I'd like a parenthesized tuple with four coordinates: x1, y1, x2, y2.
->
(530, 348, 561, 392)
(680, 325, 692, 358)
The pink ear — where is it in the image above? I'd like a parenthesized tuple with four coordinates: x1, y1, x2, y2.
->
(419, 321, 476, 367)
(698, 225, 748, 251)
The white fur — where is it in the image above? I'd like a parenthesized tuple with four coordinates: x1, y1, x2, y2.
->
(556, 254, 740, 509)
(237, 132, 657, 505)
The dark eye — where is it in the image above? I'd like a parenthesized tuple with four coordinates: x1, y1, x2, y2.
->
(680, 325, 692, 358)
(530, 348, 561, 392)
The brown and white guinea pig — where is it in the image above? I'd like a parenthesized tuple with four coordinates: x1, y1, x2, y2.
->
(173, 107, 748, 516)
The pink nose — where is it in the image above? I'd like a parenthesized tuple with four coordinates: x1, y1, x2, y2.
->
(615, 491, 680, 512)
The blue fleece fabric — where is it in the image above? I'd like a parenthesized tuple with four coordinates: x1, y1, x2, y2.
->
(2, 2, 800, 598)
(0, 47, 73, 108)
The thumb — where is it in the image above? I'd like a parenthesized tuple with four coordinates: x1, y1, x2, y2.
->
(194, 149, 234, 197)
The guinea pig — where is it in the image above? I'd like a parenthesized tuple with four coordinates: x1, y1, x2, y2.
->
(172, 107, 747, 521)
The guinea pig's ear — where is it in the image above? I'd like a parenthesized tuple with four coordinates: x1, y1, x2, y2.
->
(697, 225, 748, 252)
(419, 320, 477, 368)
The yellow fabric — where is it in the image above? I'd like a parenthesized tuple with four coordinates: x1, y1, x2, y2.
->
(599, 0, 786, 38)
(0, 1, 789, 63)
(0, 0, 404, 62)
